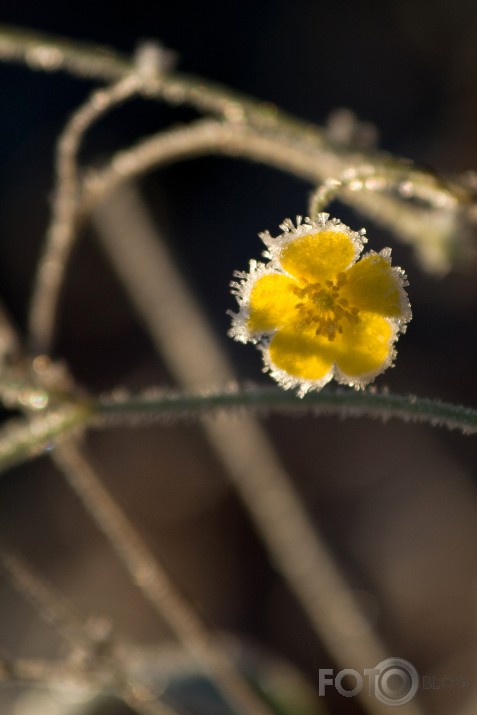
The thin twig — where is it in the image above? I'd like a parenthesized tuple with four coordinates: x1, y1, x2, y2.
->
(28, 73, 146, 354)
(92, 184, 426, 715)
(0, 23, 471, 213)
(308, 163, 459, 218)
(81, 118, 468, 275)
(53, 439, 273, 715)
(0, 24, 349, 138)
(0, 24, 130, 80)
(1, 24, 471, 276)
(0, 548, 91, 649)
(0, 548, 179, 715)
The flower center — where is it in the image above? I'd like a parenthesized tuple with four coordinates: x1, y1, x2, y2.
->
(292, 272, 360, 341)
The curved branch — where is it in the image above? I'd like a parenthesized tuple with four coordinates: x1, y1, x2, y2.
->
(81, 120, 469, 275)
(28, 74, 147, 353)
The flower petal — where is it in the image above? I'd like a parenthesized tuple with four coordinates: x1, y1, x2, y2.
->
(334, 311, 396, 382)
(341, 251, 411, 319)
(267, 326, 335, 381)
(279, 230, 359, 282)
(247, 273, 298, 334)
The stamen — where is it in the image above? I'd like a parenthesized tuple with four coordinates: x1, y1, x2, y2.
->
(292, 274, 360, 340)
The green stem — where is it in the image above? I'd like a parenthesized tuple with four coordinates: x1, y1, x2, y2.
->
(95, 386, 477, 436)
(1, 387, 476, 477)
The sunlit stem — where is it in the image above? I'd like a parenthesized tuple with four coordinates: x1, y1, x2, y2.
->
(308, 163, 461, 218)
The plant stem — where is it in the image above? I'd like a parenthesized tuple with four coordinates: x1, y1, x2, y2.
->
(0, 386, 476, 479)
(94, 386, 477, 436)
(81, 119, 466, 274)
(28, 74, 147, 354)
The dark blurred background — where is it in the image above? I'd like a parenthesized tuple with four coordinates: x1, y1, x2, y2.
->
(1, 2, 477, 714)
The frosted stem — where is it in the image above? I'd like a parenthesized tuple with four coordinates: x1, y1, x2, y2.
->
(28, 74, 145, 354)
(94, 386, 477, 437)
(82, 120, 468, 275)
(1, 387, 477, 477)
(309, 163, 459, 217)
(0, 24, 471, 276)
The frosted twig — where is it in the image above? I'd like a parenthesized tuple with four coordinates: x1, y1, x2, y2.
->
(0, 548, 179, 715)
(28, 73, 146, 354)
(92, 184, 426, 715)
(0, 24, 130, 80)
(0, 24, 328, 135)
(82, 119, 469, 275)
(1, 24, 472, 274)
(308, 163, 460, 218)
(52, 438, 273, 715)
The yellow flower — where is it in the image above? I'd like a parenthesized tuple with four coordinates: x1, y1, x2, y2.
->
(229, 214, 411, 396)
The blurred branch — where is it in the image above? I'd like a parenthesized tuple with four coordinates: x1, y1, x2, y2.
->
(0, 547, 94, 649)
(0, 402, 91, 474)
(0, 24, 130, 80)
(53, 439, 274, 715)
(0, 549, 179, 715)
(0, 654, 173, 715)
(0, 652, 93, 685)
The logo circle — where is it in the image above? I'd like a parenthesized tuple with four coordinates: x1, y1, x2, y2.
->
(374, 658, 419, 706)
